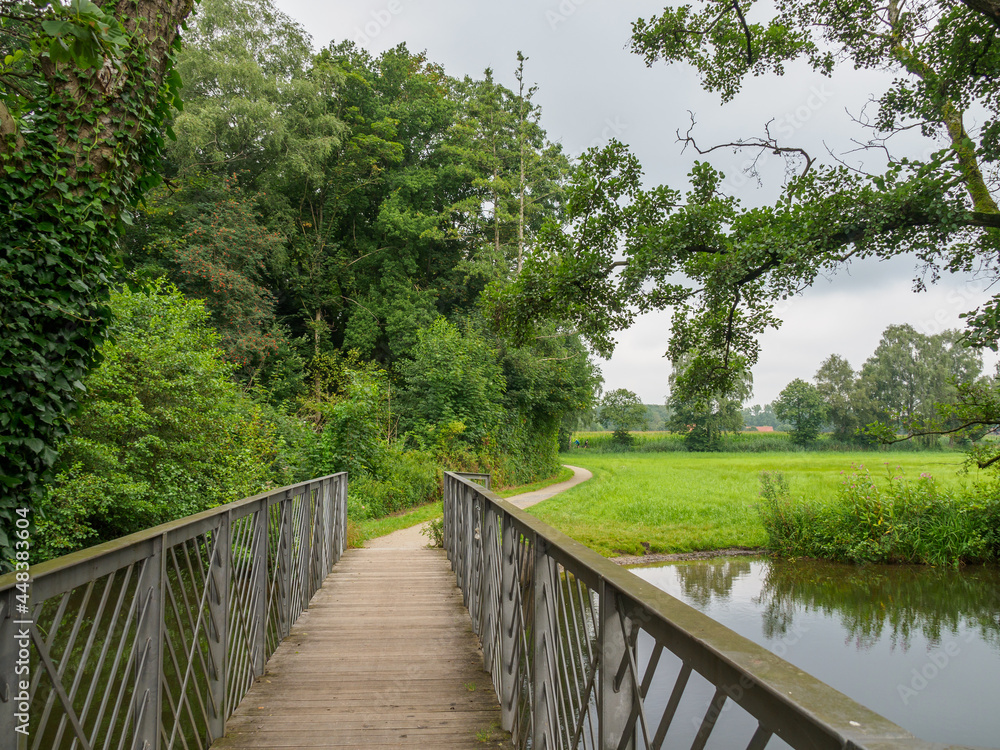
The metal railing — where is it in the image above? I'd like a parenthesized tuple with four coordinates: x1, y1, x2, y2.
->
(443, 471, 977, 750)
(0, 473, 347, 750)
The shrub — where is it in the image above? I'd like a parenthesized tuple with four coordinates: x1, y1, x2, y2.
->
(757, 464, 1000, 566)
(36, 282, 284, 560)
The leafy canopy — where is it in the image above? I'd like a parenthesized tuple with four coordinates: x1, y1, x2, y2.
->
(490, 0, 1000, 407)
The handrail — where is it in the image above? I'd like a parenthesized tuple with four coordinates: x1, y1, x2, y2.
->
(443, 471, 979, 750)
(0, 473, 348, 750)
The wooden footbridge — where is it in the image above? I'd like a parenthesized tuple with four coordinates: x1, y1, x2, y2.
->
(0, 471, 983, 750)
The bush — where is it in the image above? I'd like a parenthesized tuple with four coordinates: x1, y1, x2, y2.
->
(422, 518, 444, 548)
(757, 465, 1000, 566)
(345, 446, 440, 521)
(36, 282, 285, 560)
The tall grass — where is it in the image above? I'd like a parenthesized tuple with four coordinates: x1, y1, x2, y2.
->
(759, 466, 1000, 566)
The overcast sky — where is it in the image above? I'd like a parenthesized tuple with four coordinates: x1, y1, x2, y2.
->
(272, 0, 998, 405)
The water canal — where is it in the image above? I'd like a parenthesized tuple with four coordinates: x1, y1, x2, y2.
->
(630, 557, 1000, 748)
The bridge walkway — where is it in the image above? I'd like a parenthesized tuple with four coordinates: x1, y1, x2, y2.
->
(210, 546, 507, 749)
(210, 466, 592, 750)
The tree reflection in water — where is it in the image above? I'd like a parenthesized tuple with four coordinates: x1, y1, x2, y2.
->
(667, 558, 1000, 651)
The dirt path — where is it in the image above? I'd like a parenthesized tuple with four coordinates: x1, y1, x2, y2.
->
(363, 465, 593, 550)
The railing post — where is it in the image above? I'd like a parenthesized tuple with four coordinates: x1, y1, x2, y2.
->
(0, 588, 17, 749)
(329, 478, 338, 565)
(499, 513, 518, 733)
(461, 485, 473, 606)
(279, 492, 293, 639)
(600, 584, 635, 750)
(299, 487, 312, 612)
(443, 475, 453, 562)
(251, 503, 268, 678)
(338, 474, 347, 560)
(482, 504, 499, 675)
(533, 538, 557, 750)
(314, 480, 327, 588)
(133, 535, 164, 750)
(469, 493, 483, 635)
(208, 513, 230, 740)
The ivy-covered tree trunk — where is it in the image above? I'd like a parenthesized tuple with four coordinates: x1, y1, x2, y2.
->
(0, 0, 196, 565)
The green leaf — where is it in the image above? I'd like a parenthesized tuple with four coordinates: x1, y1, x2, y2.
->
(23, 438, 45, 454)
(41, 20, 73, 37)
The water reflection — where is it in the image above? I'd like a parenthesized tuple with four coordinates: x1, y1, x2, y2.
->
(671, 557, 753, 608)
(633, 558, 1000, 748)
(667, 557, 1000, 650)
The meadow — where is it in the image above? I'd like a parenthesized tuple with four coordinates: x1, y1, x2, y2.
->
(531, 451, 980, 557)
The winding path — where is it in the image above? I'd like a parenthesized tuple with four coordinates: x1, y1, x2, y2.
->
(364, 464, 592, 550)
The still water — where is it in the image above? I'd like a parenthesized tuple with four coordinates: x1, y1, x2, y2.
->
(631, 558, 1000, 749)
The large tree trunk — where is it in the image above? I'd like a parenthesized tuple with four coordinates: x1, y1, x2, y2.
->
(0, 0, 197, 566)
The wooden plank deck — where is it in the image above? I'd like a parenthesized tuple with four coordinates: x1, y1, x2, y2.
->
(211, 547, 509, 749)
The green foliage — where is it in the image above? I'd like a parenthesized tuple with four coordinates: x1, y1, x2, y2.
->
(125, 173, 287, 380)
(345, 447, 440, 521)
(599, 389, 647, 446)
(309, 366, 391, 479)
(1, 0, 195, 566)
(667, 355, 750, 451)
(815, 354, 866, 441)
(398, 318, 506, 448)
(774, 378, 827, 445)
(35, 281, 283, 560)
(759, 465, 1000, 565)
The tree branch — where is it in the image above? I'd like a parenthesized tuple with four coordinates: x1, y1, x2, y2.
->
(731, 0, 754, 65)
(678, 113, 815, 180)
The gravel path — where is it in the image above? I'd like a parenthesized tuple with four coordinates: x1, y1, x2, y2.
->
(363, 465, 593, 550)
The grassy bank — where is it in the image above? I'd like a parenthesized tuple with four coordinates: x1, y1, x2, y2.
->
(528, 452, 976, 557)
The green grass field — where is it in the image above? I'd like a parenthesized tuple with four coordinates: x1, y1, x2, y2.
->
(536, 452, 977, 557)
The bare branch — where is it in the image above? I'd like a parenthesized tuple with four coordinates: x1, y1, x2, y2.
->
(341, 296, 380, 321)
(346, 246, 389, 267)
(677, 112, 815, 180)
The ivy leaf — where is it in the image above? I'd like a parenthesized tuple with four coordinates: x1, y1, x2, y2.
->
(23, 438, 45, 454)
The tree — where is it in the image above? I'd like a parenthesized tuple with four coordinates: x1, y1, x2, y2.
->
(814, 355, 863, 441)
(397, 317, 506, 450)
(123, 173, 287, 383)
(1, 0, 196, 564)
(599, 388, 647, 444)
(774, 379, 827, 445)
(857, 325, 983, 445)
(36, 281, 282, 560)
(490, 1, 1000, 406)
(667, 355, 750, 450)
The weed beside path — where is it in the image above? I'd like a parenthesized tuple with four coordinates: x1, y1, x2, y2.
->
(528, 452, 974, 557)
